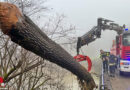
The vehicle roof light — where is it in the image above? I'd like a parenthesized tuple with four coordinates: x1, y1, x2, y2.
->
(125, 28, 128, 31)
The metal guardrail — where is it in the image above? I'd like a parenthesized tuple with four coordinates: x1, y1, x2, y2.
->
(99, 63, 114, 90)
(99, 63, 105, 90)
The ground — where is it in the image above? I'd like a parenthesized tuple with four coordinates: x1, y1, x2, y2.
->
(110, 71, 130, 90)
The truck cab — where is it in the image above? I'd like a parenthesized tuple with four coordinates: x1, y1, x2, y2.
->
(111, 31, 130, 74)
(119, 32, 130, 74)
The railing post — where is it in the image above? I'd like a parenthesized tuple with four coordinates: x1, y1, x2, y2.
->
(100, 63, 105, 90)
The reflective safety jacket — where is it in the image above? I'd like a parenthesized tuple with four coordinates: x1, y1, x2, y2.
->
(100, 52, 110, 59)
(109, 54, 116, 66)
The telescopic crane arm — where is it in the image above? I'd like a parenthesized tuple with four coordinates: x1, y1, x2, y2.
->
(77, 18, 125, 54)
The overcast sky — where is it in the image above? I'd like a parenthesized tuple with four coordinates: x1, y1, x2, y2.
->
(47, 0, 130, 57)
(48, 0, 130, 35)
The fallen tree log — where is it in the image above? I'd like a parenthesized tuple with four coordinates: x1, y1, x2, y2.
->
(0, 2, 96, 90)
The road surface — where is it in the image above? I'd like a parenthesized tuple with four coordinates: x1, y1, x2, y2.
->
(110, 71, 130, 90)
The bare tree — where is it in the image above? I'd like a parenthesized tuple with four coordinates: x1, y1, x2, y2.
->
(0, 30, 71, 90)
(42, 13, 77, 50)
(4, 0, 48, 16)
(0, 0, 77, 90)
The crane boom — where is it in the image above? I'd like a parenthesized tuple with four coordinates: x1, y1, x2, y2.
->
(77, 18, 125, 54)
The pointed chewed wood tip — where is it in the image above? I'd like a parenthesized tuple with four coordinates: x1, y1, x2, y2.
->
(0, 2, 23, 35)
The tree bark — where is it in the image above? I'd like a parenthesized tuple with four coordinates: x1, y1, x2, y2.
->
(0, 2, 96, 90)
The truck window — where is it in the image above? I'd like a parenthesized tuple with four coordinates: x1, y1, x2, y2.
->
(123, 34, 130, 46)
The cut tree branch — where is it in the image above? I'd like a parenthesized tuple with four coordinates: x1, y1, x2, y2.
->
(0, 2, 96, 90)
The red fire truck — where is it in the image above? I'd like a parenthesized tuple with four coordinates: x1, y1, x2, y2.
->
(110, 30, 130, 75)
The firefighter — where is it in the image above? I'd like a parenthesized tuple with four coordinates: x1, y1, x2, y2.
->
(100, 49, 109, 73)
(109, 53, 116, 77)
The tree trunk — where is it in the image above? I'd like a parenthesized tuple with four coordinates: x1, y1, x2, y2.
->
(0, 2, 96, 90)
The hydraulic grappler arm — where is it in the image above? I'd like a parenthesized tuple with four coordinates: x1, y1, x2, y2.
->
(77, 18, 125, 54)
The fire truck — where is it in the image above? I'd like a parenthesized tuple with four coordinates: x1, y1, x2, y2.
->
(76, 18, 129, 75)
(110, 30, 130, 75)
